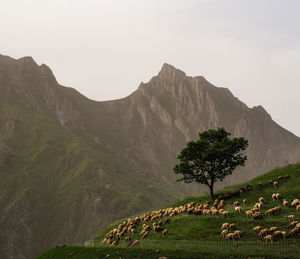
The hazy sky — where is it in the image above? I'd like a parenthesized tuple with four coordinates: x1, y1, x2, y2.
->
(1, 0, 300, 136)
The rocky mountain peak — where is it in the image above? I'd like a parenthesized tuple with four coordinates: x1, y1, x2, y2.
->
(157, 63, 187, 83)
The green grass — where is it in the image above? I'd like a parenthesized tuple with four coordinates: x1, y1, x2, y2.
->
(38, 163, 300, 258)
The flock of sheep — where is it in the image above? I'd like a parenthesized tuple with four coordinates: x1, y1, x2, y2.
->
(101, 174, 299, 246)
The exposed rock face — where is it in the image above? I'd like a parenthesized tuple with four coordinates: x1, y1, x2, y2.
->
(0, 55, 299, 259)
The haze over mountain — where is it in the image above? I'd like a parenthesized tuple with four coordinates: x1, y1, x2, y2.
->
(0, 54, 299, 259)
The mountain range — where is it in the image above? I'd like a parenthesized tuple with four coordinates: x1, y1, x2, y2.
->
(0, 54, 299, 259)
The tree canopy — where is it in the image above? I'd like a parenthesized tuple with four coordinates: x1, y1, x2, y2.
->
(173, 128, 248, 199)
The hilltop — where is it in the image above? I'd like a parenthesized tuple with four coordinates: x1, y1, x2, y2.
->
(0, 54, 300, 258)
(38, 163, 300, 258)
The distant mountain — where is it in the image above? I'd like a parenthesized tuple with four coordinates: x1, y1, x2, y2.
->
(0, 54, 299, 259)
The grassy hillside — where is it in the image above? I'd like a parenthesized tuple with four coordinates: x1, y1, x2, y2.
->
(38, 163, 300, 258)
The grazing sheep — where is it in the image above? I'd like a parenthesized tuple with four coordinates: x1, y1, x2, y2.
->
(253, 226, 261, 232)
(296, 205, 300, 212)
(283, 200, 289, 208)
(273, 231, 282, 240)
(273, 181, 279, 188)
(131, 240, 140, 247)
(221, 223, 230, 230)
(275, 193, 280, 200)
(259, 229, 269, 238)
(243, 199, 248, 204)
(229, 223, 237, 230)
(287, 221, 299, 229)
(225, 233, 236, 241)
(259, 197, 265, 204)
(272, 193, 277, 202)
(162, 229, 168, 236)
(234, 201, 240, 206)
(235, 206, 242, 214)
(288, 227, 300, 238)
(277, 175, 283, 180)
(254, 202, 262, 210)
(222, 211, 230, 217)
(281, 231, 287, 239)
(269, 227, 278, 233)
(252, 212, 263, 220)
(285, 215, 296, 221)
(291, 199, 300, 207)
(221, 229, 228, 237)
(141, 231, 149, 239)
(234, 230, 243, 238)
(245, 210, 253, 218)
(264, 235, 274, 243)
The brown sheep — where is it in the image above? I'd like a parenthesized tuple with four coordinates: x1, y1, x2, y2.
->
(233, 201, 240, 206)
(245, 210, 253, 218)
(287, 221, 299, 229)
(243, 199, 248, 204)
(235, 206, 242, 214)
(252, 212, 263, 220)
(131, 240, 140, 247)
(253, 226, 261, 232)
(259, 229, 269, 237)
(269, 227, 278, 233)
(283, 200, 289, 208)
(162, 229, 168, 236)
(273, 181, 279, 188)
(229, 223, 237, 230)
(281, 231, 287, 239)
(221, 229, 228, 237)
(285, 215, 296, 221)
(292, 199, 300, 207)
(221, 223, 230, 230)
(234, 230, 243, 238)
(264, 235, 273, 243)
(277, 175, 283, 180)
(225, 233, 236, 241)
(259, 197, 265, 204)
(272, 193, 277, 202)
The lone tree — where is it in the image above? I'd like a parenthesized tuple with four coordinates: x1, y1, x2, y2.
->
(173, 128, 248, 199)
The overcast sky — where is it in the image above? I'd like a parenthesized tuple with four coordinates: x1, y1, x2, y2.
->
(1, 0, 300, 136)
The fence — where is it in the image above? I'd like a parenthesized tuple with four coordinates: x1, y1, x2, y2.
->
(90, 240, 299, 258)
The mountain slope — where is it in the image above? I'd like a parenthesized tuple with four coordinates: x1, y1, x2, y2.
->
(39, 163, 300, 259)
(0, 54, 299, 258)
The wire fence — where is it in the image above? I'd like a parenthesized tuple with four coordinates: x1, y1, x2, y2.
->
(90, 240, 299, 258)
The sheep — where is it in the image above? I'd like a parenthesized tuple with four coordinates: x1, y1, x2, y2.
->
(258, 229, 269, 238)
(287, 221, 298, 229)
(243, 199, 248, 204)
(233, 201, 240, 206)
(245, 210, 253, 218)
(131, 240, 140, 247)
(281, 231, 287, 239)
(252, 212, 263, 220)
(234, 230, 243, 238)
(296, 205, 300, 212)
(221, 229, 228, 237)
(273, 181, 279, 188)
(283, 200, 289, 208)
(269, 180, 273, 185)
(285, 215, 296, 221)
(229, 223, 237, 230)
(235, 206, 242, 214)
(277, 175, 283, 180)
(284, 175, 290, 179)
(291, 199, 300, 207)
(141, 231, 149, 239)
(288, 227, 300, 238)
(162, 229, 168, 236)
(269, 227, 278, 233)
(254, 202, 262, 210)
(225, 233, 236, 241)
(272, 193, 277, 202)
(222, 211, 230, 217)
(275, 193, 280, 200)
(253, 226, 261, 232)
(264, 235, 274, 243)
(273, 231, 282, 240)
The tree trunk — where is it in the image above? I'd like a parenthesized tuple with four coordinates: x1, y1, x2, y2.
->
(209, 184, 215, 200)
